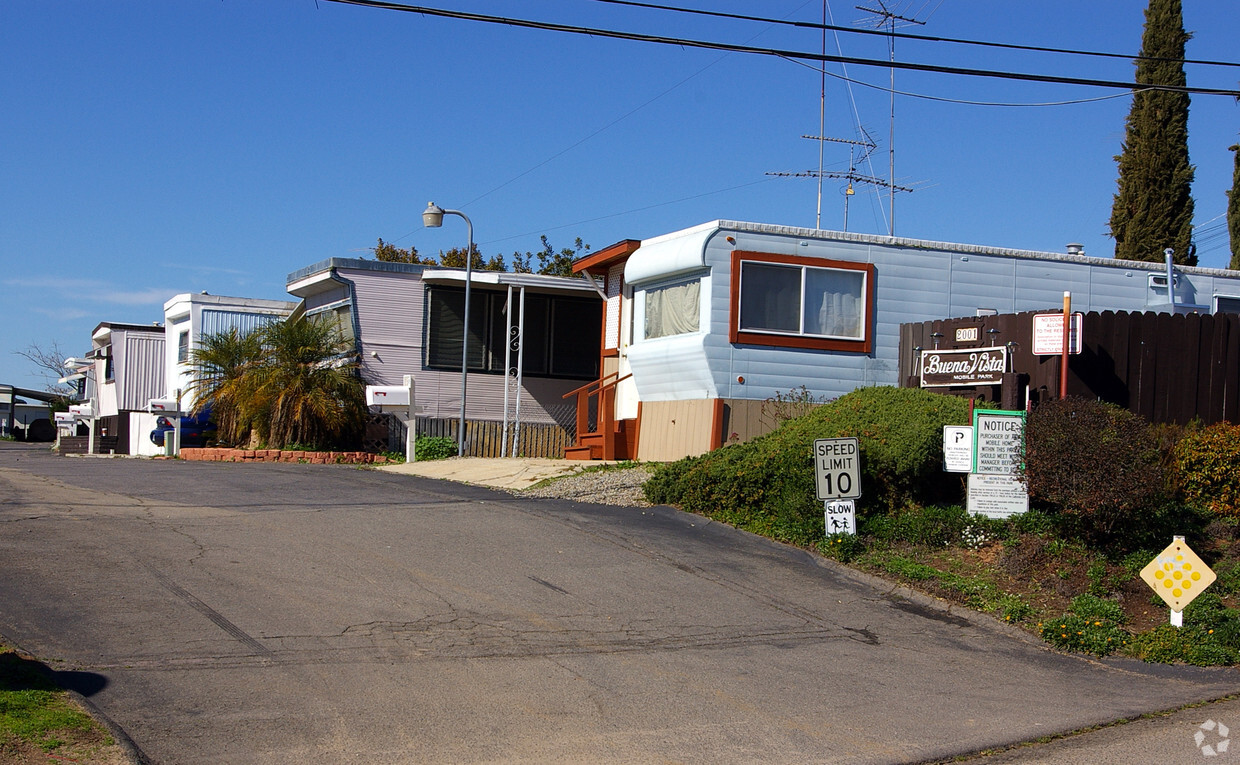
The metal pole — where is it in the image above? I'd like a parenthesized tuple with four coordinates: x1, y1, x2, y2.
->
(501, 285, 513, 457)
(456, 215, 474, 456)
(1059, 291, 1071, 399)
(512, 286, 526, 457)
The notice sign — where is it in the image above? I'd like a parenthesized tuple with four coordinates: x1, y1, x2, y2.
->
(1033, 312, 1083, 355)
(814, 437, 861, 500)
(973, 410, 1025, 475)
(824, 499, 857, 535)
(967, 473, 1029, 519)
(919, 347, 1007, 388)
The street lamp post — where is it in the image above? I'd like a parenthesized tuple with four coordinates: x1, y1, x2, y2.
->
(423, 201, 473, 457)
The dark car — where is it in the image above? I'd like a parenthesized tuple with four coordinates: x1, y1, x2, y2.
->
(150, 409, 216, 448)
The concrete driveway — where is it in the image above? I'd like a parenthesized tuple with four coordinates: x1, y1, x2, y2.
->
(1, 441, 1237, 764)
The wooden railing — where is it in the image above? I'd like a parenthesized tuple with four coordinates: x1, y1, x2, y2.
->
(562, 371, 632, 459)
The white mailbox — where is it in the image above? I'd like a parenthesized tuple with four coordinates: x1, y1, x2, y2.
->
(366, 385, 411, 409)
(68, 404, 94, 418)
(148, 399, 182, 414)
(54, 412, 77, 426)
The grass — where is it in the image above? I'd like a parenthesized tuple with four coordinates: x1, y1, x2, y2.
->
(0, 642, 118, 762)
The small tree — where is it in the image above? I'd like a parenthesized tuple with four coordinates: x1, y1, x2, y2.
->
(1229, 143, 1240, 270)
(373, 238, 435, 265)
(511, 236, 590, 276)
(185, 327, 264, 446)
(1108, 0, 1196, 265)
(247, 318, 368, 449)
(13, 340, 77, 405)
(439, 244, 504, 272)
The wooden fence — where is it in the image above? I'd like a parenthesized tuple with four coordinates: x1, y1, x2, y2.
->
(900, 310, 1240, 426)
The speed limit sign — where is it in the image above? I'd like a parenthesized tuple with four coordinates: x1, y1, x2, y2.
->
(814, 437, 861, 500)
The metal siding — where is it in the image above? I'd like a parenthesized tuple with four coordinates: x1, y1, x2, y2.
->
(304, 285, 349, 311)
(627, 224, 1240, 408)
(117, 333, 166, 411)
(201, 309, 278, 337)
(944, 255, 1018, 317)
(1012, 260, 1094, 312)
(346, 269, 572, 425)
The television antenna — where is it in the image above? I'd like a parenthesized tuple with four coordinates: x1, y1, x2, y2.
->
(856, 1, 925, 237)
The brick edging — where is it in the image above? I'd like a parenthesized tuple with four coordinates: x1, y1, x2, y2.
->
(179, 448, 391, 465)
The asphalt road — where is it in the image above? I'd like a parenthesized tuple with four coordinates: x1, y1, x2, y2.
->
(1, 440, 1238, 764)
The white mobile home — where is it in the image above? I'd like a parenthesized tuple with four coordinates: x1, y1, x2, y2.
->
(571, 220, 1240, 462)
(163, 292, 297, 408)
(85, 322, 167, 455)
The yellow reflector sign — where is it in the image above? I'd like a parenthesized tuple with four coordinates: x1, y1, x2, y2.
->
(1140, 538, 1216, 612)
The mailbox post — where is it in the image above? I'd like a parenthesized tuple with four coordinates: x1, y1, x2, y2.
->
(366, 375, 417, 463)
(149, 394, 184, 457)
(68, 402, 97, 455)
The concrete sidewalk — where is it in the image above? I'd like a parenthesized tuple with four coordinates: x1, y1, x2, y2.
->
(375, 457, 609, 490)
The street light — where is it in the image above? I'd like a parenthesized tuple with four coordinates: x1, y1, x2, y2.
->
(423, 201, 474, 457)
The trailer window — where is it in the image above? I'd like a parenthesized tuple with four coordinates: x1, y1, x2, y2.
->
(730, 251, 873, 353)
(643, 277, 700, 339)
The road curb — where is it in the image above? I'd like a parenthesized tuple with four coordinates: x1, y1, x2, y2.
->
(67, 688, 153, 765)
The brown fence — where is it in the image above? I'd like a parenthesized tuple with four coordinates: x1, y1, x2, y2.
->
(900, 310, 1240, 426)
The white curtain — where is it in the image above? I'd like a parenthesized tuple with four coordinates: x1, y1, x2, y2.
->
(644, 279, 700, 339)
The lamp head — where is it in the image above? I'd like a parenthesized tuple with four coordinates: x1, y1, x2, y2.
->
(422, 201, 445, 228)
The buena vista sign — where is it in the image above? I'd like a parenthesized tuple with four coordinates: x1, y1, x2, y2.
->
(919, 347, 1007, 387)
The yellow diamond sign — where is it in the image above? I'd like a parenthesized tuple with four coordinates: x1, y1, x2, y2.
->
(1140, 538, 1216, 612)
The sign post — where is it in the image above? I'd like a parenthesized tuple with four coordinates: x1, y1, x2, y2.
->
(815, 437, 861, 536)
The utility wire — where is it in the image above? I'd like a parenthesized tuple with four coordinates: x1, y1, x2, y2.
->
(585, 0, 1240, 70)
(779, 55, 1141, 107)
(322, 0, 1240, 96)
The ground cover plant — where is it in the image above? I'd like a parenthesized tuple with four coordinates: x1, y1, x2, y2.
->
(644, 389, 1240, 665)
(0, 643, 122, 764)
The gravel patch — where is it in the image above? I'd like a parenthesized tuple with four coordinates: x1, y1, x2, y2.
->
(519, 464, 656, 507)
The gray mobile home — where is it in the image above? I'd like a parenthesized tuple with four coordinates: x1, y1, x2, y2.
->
(286, 258, 602, 455)
(570, 220, 1240, 462)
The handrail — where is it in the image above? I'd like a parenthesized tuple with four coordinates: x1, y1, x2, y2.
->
(561, 370, 631, 400)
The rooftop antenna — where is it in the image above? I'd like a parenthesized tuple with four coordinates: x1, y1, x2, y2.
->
(768, 1, 918, 232)
(856, 1, 924, 237)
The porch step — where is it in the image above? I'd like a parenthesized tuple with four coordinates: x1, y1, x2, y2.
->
(565, 433, 606, 461)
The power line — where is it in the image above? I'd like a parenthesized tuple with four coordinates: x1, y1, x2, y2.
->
(584, 0, 1240, 70)
(322, 0, 1240, 97)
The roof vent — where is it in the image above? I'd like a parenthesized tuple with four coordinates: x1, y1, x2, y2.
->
(1066, 243, 1085, 256)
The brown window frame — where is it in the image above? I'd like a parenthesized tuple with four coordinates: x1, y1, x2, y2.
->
(728, 250, 874, 353)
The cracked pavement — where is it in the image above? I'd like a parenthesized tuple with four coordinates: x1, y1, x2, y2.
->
(1, 441, 1238, 764)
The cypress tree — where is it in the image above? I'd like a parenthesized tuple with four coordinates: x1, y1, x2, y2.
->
(1229, 143, 1240, 270)
(1109, 0, 1196, 265)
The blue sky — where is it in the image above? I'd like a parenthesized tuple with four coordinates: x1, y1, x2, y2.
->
(3, 0, 1238, 391)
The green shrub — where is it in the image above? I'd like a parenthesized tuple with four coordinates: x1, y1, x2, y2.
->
(817, 533, 865, 563)
(862, 505, 969, 548)
(644, 387, 971, 545)
(1041, 594, 1131, 656)
(1069, 593, 1127, 625)
(415, 436, 457, 461)
(1022, 398, 1168, 542)
(1176, 422, 1240, 517)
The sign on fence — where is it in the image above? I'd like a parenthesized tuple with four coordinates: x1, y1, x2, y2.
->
(919, 347, 1007, 388)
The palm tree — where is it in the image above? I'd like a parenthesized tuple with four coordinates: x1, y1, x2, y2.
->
(247, 317, 367, 449)
(185, 327, 263, 446)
